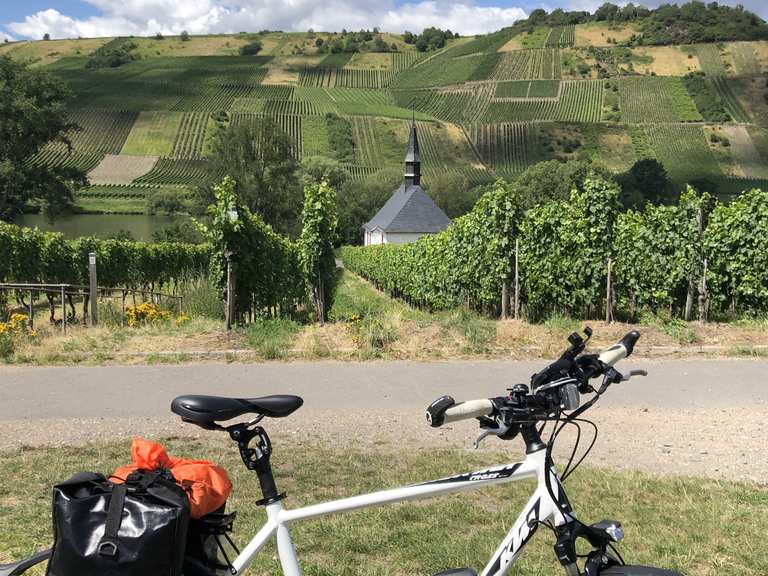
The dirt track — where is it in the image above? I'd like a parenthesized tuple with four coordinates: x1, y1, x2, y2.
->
(0, 359, 766, 483)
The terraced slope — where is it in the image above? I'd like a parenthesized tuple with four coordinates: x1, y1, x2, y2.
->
(9, 28, 768, 211)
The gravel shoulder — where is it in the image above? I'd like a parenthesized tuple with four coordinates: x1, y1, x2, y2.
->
(0, 359, 766, 484)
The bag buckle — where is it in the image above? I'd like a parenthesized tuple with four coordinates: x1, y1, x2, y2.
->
(97, 540, 119, 557)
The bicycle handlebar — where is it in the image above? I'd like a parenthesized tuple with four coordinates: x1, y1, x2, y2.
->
(426, 330, 643, 429)
(426, 396, 494, 427)
(597, 330, 640, 367)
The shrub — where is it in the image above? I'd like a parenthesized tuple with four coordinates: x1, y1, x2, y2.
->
(125, 302, 171, 327)
(240, 41, 263, 56)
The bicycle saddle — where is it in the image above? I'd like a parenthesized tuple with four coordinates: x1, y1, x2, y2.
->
(171, 394, 303, 428)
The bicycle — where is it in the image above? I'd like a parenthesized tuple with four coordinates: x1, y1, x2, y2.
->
(1, 328, 681, 576)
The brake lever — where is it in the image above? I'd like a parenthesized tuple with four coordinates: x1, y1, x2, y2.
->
(474, 420, 510, 449)
(622, 369, 648, 381)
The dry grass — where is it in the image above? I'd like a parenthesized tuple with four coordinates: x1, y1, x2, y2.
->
(575, 23, 638, 47)
(87, 154, 159, 185)
(262, 67, 299, 85)
(632, 46, 701, 76)
(4, 271, 767, 366)
(346, 53, 393, 70)
(0, 38, 109, 66)
(595, 130, 636, 172)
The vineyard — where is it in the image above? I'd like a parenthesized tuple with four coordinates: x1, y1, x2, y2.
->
(172, 112, 210, 159)
(491, 49, 562, 81)
(545, 26, 576, 48)
(709, 76, 750, 123)
(467, 122, 542, 174)
(298, 68, 397, 89)
(618, 77, 702, 123)
(6, 30, 766, 214)
(483, 80, 604, 123)
(134, 158, 213, 186)
(642, 124, 722, 183)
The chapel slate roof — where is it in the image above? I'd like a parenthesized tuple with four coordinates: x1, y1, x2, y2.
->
(363, 183, 451, 233)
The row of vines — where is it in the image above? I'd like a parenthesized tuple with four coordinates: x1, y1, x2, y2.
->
(341, 177, 768, 319)
(0, 223, 210, 290)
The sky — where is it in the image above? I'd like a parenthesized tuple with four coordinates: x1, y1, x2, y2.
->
(2, 0, 768, 42)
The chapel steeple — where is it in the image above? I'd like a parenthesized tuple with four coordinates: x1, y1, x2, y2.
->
(404, 119, 421, 187)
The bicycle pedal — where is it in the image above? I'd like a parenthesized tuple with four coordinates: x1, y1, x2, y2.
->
(432, 569, 477, 576)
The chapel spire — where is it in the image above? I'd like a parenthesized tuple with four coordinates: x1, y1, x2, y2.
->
(404, 118, 421, 187)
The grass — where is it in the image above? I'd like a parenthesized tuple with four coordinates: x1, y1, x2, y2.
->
(0, 438, 766, 575)
(3, 271, 768, 364)
(245, 318, 302, 360)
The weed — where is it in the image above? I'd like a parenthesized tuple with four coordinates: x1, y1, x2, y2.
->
(441, 308, 496, 353)
(246, 318, 301, 359)
(640, 311, 699, 344)
(180, 278, 224, 320)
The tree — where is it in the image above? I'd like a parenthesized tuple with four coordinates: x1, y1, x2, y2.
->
(337, 167, 401, 245)
(180, 30, 190, 42)
(240, 40, 263, 55)
(43, 33, 51, 41)
(514, 159, 610, 209)
(299, 156, 350, 191)
(200, 120, 301, 235)
(426, 172, 482, 218)
(618, 158, 676, 208)
(0, 56, 87, 221)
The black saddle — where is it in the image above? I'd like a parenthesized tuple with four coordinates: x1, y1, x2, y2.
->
(171, 395, 303, 429)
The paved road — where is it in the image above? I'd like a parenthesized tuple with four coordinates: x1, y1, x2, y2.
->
(0, 360, 765, 483)
(1, 359, 766, 420)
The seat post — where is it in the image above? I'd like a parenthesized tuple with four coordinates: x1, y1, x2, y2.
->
(229, 424, 285, 505)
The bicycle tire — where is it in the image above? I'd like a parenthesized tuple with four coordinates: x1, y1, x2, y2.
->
(600, 566, 682, 576)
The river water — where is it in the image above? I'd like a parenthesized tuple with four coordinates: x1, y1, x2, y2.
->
(15, 213, 185, 242)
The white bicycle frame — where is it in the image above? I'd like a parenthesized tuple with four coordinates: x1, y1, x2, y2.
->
(229, 447, 574, 576)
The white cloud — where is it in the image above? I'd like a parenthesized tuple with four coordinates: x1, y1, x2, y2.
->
(2, 31, 16, 42)
(6, 0, 527, 40)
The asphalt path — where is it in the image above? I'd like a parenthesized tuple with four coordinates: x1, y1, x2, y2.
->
(1, 359, 765, 420)
(1, 360, 765, 483)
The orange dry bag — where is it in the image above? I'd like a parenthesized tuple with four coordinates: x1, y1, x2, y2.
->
(113, 438, 232, 519)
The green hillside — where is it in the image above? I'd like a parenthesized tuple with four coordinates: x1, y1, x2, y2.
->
(5, 6, 768, 214)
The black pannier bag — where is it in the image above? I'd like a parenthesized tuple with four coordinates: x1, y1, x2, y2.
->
(47, 469, 190, 576)
(183, 507, 239, 576)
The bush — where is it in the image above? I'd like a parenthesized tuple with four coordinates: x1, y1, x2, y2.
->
(240, 41, 263, 56)
(86, 38, 138, 69)
(126, 302, 171, 327)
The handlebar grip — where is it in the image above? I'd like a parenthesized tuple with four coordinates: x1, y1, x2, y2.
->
(598, 330, 641, 367)
(426, 396, 494, 427)
(443, 399, 495, 425)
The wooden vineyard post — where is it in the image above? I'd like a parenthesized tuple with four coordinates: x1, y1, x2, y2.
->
(605, 258, 614, 324)
(28, 290, 34, 331)
(88, 252, 98, 326)
(61, 285, 66, 334)
(696, 206, 707, 323)
(698, 257, 708, 323)
(121, 289, 127, 326)
(514, 238, 520, 321)
(225, 250, 235, 331)
(501, 281, 509, 320)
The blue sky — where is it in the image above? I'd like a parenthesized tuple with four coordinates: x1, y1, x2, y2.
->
(3, 1, 767, 41)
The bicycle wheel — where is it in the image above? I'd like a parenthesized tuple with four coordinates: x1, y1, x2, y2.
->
(600, 566, 682, 576)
